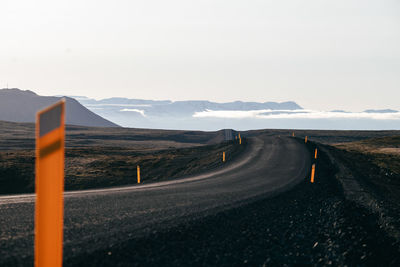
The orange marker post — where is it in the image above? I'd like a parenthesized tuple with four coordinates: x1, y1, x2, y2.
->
(305, 136, 308, 143)
(310, 164, 316, 183)
(35, 100, 65, 267)
(222, 152, 226, 162)
(314, 148, 318, 159)
(239, 137, 242, 145)
(137, 165, 141, 184)
(238, 133, 241, 139)
(292, 132, 295, 137)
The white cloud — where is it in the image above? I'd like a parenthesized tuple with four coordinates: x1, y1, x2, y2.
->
(120, 108, 146, 116)
(193, 109, 400, 120)
(87, 104, 152, 107)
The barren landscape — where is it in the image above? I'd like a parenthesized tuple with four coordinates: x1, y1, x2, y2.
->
(1, 120, 400, 266)
(0, 121, 243, 194)
(2, 1, 399, 265)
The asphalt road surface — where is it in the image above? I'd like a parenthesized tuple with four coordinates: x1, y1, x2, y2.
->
(0, 135, 310, 265)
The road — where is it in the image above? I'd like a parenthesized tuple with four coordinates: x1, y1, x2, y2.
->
(0, 135, 310, 264)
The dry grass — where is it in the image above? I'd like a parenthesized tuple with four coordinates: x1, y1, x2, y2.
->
(247, 129, 400, 144)
(334, 136, 400, 175)
(0, 141, 245, 194)
(335, 136, 400, 153)
(0, 120, 245, 194)
(0, 120, 227, 151)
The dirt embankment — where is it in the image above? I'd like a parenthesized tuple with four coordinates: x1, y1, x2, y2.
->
(317, 136, 400, 245)
(332, 136, 400, 213)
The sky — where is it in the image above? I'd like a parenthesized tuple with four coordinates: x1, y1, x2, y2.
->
(1, 0, 399, 112)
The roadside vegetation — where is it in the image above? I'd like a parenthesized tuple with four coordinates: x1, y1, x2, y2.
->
(335, 136, 400, 173)
(0, 120, 246, 194)
(0, 140, 245, 194)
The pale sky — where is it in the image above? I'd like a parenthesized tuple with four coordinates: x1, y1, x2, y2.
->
(1, 0, 399, 111)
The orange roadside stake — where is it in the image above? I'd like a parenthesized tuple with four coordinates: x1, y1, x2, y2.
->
(222, 152, 225, 162)
(305, 136, 308, 143)
(137, 165, 141, 184)
(310, 164, 316, 183)
(35, 100, 65, 267)
(314, 148, 318, 159)
(292, 132, 295, 137)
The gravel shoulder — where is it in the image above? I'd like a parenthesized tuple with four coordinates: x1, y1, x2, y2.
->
(322, 142, 400, 247)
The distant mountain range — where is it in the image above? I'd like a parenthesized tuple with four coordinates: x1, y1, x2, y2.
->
(72, 96, 303, 130)
(1, 89, 399, 131)
(0, 89, 118, 127)
(73, 96, 400, 131)
(364, 109, 399, 114)
(76, 96, 301, 115)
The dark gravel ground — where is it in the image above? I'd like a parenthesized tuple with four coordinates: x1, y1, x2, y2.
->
(66, 140, 400, 266)
(323, 144, 400, 250)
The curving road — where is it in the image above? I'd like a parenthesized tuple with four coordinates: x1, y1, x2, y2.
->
(0, 135, 310, 263)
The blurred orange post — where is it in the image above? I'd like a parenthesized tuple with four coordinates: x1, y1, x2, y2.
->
(223, 151, 225, 162)
(238, 133, 241, 139)
(292, 132, 295, 137)
(310, 164, 316, 183)
(305, 136, 308, 143)
(35, 100, 65, 267)
(239, 137, 242, 145)
(314, 148, 318, 159)
(137, 165, 141, 184)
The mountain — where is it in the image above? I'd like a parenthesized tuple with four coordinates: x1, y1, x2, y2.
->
(71, 96, 400, 131)
(77, 97, 302, 116)
(364, 109, 399, 113)
(0, 89, 119, 127)
(330, 110, 350, 113)
(73, 96, 302, 130)
(3, 90, 397, 131)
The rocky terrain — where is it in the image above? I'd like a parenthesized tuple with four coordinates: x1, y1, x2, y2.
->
(1, 120, 399, 266)
(65, 139, 400, 266)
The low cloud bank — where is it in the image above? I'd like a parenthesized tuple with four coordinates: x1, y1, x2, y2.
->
(87, 104, 152, 107)
(193, 109, 400, 120)
(120, 108, 146, 116)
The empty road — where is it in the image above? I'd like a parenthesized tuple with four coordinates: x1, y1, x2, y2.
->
(0, 135, 310, 264)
